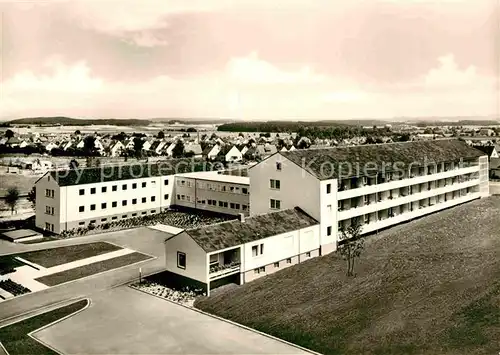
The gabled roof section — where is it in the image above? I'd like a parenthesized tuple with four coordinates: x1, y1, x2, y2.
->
(184, 207, 319, 253)
(49, 159, 221, 186)
(279, 139, 484, 180)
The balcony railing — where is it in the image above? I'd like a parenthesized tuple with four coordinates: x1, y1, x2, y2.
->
(209, 262, 241, 279)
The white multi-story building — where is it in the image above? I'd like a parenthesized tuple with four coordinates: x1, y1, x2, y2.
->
(248, 139, 489, 255)
(35, 163, 250, 234)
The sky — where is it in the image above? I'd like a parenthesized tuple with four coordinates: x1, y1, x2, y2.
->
(1, 0, 499, 120)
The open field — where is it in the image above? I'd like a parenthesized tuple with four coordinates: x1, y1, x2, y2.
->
(35, 252, 153, 286)
(18, 242, 122, 268)
(0, 170, 38, 196)
(0, 299, 88, 355)
(196, 196, 500, 355)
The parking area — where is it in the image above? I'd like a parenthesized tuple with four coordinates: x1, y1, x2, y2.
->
(33, 286, 310, 355)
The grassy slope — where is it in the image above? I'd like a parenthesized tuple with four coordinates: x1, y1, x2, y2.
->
(196, 197, 500, 355)
(0, 299, 88, 355)
(18, 242, 122, 268)
(35, 252, 152, 286)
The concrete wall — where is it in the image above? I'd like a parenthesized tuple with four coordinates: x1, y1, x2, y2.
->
(165, 232, 208, 284)
(490, 181, 500, 195)
(241, 225, 320, 273)
(35, 173, 62, 233)
(249, 153, 321, 220)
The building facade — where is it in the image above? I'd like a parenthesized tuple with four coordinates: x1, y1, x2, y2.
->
(36, 164, 250, 234)
(249, 140, 489, 255)
(164, 208, 320, 295)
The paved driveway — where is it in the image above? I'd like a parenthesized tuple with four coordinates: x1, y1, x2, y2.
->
(34, 286, 311, 354)
(0, 227, 169, 322)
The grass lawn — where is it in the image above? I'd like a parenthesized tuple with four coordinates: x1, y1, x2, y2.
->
(195, 197, 500, 355)
(0, 299, 88, 355)
(17, 242, 122, 268)
(35, 252, 153, 286)
(0, 172, 38, 195)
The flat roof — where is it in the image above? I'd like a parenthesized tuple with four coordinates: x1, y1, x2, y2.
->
(2, 229, 41, 240)
(175, 171, 249, 185)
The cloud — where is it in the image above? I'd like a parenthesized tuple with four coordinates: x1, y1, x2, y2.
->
(424, 54, 481, 88)
(227, 52, 326, 85)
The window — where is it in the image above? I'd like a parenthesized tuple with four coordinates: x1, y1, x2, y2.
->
(364, 214, 370, 224)
(132, 183, 137, 189)
(177, 252, 186, 269)
(101, 218, 107, 222)
(230, 203, 235, 209)
(132, 198, 137, 205)
(142, 182, 147, 188)
(252, 243, 264, 256)
(242, 187, 248, 194)
(151, 196, 156, 202)
(274, 262, 280, 268)
(132, 213, 137, 217)
(254, 269, 259, 275)
(122, 215, 127, 219)
(151, 210, 156, 214)
(151, 181, 156, 186)
(270, 179, 281, 189)
(79, 206, 85, 212)
(327, 204, 332, 212)
(91, 187, 96, 194)
(270, 199, 281, 210)
(122, 200, 127, 206)
(142, 211, 147, 215)
(363, 195, 369, 204)
(101, 186, 107, 193)
(242, 204, 248, 211)
(112, 216, 118, 220)
(164, 194, 169, 200)
(327, 226, 332, 236)
(90, 204, 96, 211)
(79, 189, 84, 196)
(235, 203, 240, 210)
(112, 185, 117, 191)
(286, 258, 292, 264)
(276, 162, 282, 171)
(326, 183, 331, 194)
(122, 184, 127, 190)
(306, 252, 311, 257)
(181, 195, 185, 201)
(90, 220, 96, 224)
(112, 201, 117, 208)
(79, 222, 85, 226)
(230, 186, 235, 192)
(254, 266, 265, 274)
(142, 197, 147, 203)
(164, 179, 169, 185)
(219, 201, 224, 207)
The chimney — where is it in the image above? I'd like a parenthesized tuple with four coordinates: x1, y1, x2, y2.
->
(239, 213, 245, 223)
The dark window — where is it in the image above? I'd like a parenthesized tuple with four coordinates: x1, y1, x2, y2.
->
(79, 189, 84, 196)
(90, 220, 96, 224)
(151, 210, 156, 214)
(142, 211, 147, 215)
(177, 252, 186, 269)
(164, 194, 169, 200)
(326, 184, 331, 194)
(112, 216, 118, 220)
(327, 226, 332, 236)
(101, 218, 107, 222)
(112, 185, 117, 191)
(276, 162, 282, 171)
(151, 196, 156, 202)
(122, 215, 127, 219)
(142, 197, 147, 203)
(122, 184, 127, 190)
(91, 187, 96, 194)
(132, 183, 137, 189)
(90, 204, 96, 211)
(112, 201, 117, 208)
(164, 179, 169, 185)
(131, 198, 136, 204)
(242, 188, 248, 194)
(230, 203, 235, 209)
(122, 200, 127, 206)
(79, 206, 84, 212)
(132, 213, 137, 217)
(101, 186, 107, 193)
(142, 182, 147, 188)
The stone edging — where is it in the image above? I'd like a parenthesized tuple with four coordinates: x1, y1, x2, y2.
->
(129, 285, 322, 355)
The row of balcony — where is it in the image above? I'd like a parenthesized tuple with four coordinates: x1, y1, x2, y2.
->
(339, 191, 481, 235)
(337, 179, 479, 221)
(337, 165, 479, 200)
